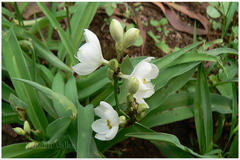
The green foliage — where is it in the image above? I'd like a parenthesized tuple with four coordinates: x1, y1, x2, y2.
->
(2, 2, 238, 158)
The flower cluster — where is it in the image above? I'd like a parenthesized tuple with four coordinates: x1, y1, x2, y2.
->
(73, 19, 159, 141)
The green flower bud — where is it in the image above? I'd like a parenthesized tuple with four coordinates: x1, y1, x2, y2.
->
(137, 103, 147, 114)
(24, 121, 31, 134)
(25, 142, 39, 150)
(123, 28, 140, 49)
(136, 111, 145, 121)
(119, 115, 127, 127)
(107, 68, 115, 81)
(110, 19, 124, 43)
(128, 77, 139, 94)
(108, 59, 119, 72)
(13, 127, 25, 136)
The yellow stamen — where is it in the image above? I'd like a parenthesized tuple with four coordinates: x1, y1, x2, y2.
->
(107, 120, 112, 129)
(143, 79, 147, 84)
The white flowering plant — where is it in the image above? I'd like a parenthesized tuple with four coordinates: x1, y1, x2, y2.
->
(2, 2, 238, 158)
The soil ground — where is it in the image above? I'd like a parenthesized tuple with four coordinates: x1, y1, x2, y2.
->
(2, 2, 236, 158)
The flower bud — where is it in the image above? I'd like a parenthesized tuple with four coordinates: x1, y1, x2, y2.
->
(137, 103, 147, 114)
(119, 115, 127, 127)
(24, 121, 31, 134)
(123, 28, 140, 49)
(13, 127, 25, 136)
(108, 59, 119, 72)
(128, 77, 139, 94)
(110, 19, 124, 43)
(107, 68, 115, 81)
(136, 111, 145, 121)
(25, 142, 39, 150)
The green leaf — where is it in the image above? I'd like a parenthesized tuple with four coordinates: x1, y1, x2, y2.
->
(2, 82, 16, 102)
(77, 66, 111, 100)
(146, 68, 195, 111)
(141, 93, 232, 128)
(193, 64, 213, 154)
(170, 53, 217, 66)
(230, 83, 237, 138)
(2, 143, 57, 158)
(154, 62, 199, 91)
(153, 41, 203, 70)
(106, 5, 114, 16)
(97, 122, 152, 152)
(71, 2, 99, 52)
(13, 26, 72, 72)
(77, 104, 98, 158)
(3, 29, 48, 132)
(45, 117, 72, 144)
(207, 5, 221, 18)
(38, 65, 54, 87)
(14, 78, 77, 119)
(223, 2, 238, 37)
(52, 71, 68, 117)
(126, 132, 212, 158)
(205, 48, 238, 56)
(156, 40, 171, 54)
(159, 18, 168, 25)
(37, 2, 74, 63)
(91, 84, 113, 107)
(65, 75, 81, 107)
(228, 132, 238, 158)
(150, 20, 159, 26)
(2, 102, 21, 124)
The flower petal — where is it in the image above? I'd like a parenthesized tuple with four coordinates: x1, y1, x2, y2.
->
(84, 29, 101, 55)
(77, 43, 103, 65)
(91, 119, 109, 134)
(94, 101, 118, 121)
(131, 61, 152, 78)
(135, 98, 149, 108)
(147, 63, 159, 79)
(105, 125, 119, 140)
(95, 133, 107, 141)
(130, 57, 159, 80)
(72, 62, 99, 75)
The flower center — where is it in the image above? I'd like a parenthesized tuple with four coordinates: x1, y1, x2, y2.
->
(143, 78, 147, 84)
(107, 120, 112, 129)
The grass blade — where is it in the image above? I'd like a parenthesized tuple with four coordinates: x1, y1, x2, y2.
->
(77, 104, 95, 158)
(193, 64, 213, 154)
(3, 29, 48, 132)
(14, 78, 77, 119)
(37, 2, 74, 64)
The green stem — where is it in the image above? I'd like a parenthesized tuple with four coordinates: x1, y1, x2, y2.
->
(113, 78, 129, 118)
(116, 47, 123, 62)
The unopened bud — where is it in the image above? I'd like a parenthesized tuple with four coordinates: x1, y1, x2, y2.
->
(119, 116, 127, 127)
(25, 142, 39, 150)
(128, 77, 139, 94)
(24, 121, 31, 134)
(123, 28, 140, 49)
(108, 59, 119, 72)
(137, 103, 147, 114)
(107, 68, 115, 81)
(110, 19, 123, 43)
(13, 127, 25, 136)
(136, 111, 145, 121)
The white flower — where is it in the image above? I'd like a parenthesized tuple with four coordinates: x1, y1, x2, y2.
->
(72, 29, 108, 75)
(91, 101, 119, 141)
(130, 57, 159, 108)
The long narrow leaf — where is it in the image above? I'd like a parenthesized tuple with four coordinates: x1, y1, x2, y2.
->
(193, 64, 213, 154)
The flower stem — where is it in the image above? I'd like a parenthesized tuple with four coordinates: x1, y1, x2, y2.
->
(113, 79, 129, 118)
